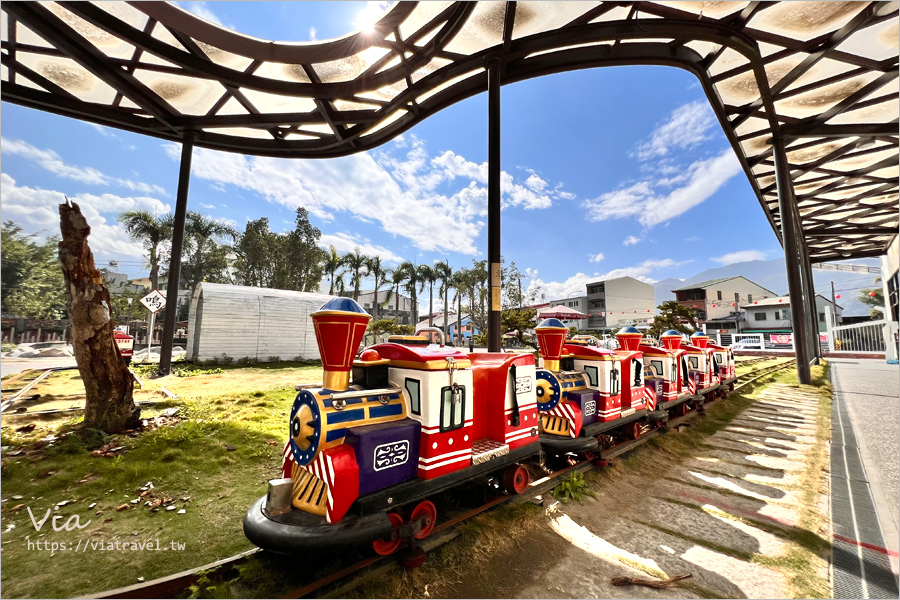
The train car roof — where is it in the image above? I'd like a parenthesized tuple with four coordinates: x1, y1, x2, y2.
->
(639, 344, 681, 357)
(563, 343, 617, 361)
(468, 352, 535, 368)
(369, 342, 471, 370)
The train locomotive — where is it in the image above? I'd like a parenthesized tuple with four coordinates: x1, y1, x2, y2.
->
(708, 338, 737, 391)
(244, 298, 541, 556)
(534, 321, 670, 452)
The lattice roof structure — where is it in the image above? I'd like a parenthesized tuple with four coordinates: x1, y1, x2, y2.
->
(2, 1, 897, 262)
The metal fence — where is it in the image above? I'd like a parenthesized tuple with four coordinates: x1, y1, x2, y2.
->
(828, 320, 887, 353)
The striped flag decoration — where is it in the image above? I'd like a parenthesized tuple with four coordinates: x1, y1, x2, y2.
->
(549, 402, 578, 438)
(281, 442, 294, 478)
(688, 377, 697, 395)
(642, 386, 656, 410)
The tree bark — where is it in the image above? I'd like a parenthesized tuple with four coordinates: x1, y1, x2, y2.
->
(59, 201, 140, 433)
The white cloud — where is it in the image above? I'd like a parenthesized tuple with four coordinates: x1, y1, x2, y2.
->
(588, 253, 604, 263)
(583, 149, 741, 228)
(174, 1, 225, 26)
(199, 203, 217, 209)
(0, 174, 160, 261)
(685, 236, 701, 242)
(711, 249, 767, 265)
(309, 27, 317, 40)
(623, 236, 642, 246)
(318, 233, 404, 264)
(1, 138, 167, 196)
(528, 258, 689, 299)
(87, 123, 118, 138)
(167, 135, 570, 255)
(634, 100, 716, 161)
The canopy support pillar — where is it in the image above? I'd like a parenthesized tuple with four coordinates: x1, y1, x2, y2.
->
(774, 135, 811, 384)
(487, 56, 502, 353)
(159, 133, 194, 376)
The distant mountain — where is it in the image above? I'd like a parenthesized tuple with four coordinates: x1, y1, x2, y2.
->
(654, 258, 882, 317)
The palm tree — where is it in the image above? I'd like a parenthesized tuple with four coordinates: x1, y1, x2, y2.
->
(417, 264, 437, 328)
(117, 210, 174, 290)
(323, 245, 345, 295)
(434, 260, 453, 340)
(451, 268, 471, 345)
(343, 247, 370, 301)
(387, 267, 406, 323)
(183, 211, 239, 288)
(366, 256, 390, 321)
(397, 261, 420, 327)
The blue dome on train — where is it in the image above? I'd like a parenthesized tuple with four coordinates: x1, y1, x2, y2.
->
(537, 318, 566, 329)
(690, 331, 708, 338)
(317, 297, 368, 314)
(618, 326, 642, 335)
(661, 329, 682, 337)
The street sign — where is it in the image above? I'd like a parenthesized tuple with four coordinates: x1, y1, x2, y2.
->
(139, 289, 166, 314)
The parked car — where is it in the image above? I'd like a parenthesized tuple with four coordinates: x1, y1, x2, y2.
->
(731, 338, 776, 350)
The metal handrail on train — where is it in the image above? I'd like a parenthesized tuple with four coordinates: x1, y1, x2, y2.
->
(417, 326, 445, 347)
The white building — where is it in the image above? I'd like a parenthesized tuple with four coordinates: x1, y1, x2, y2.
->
(187, 283, 336, 363)
(356, 289, 414, 324)
(585, 276, 655, 331)
(546, 295, 588, 330)
(745, 294, 843, 333)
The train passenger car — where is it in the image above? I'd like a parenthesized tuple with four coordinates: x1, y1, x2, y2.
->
(681, 331, 720, 399)
(641, 330, 696, 415)
(708, 339, 736, 391)
(244, 298, 540, 556)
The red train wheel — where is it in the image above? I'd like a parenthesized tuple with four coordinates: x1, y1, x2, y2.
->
(503, 464, 530, 495)
(410, 500, 437, 540)
(626, 421, 642, 440)
(372, 512, 403, 556)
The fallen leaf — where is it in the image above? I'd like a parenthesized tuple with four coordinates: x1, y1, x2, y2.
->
(116, 504, 129, 512)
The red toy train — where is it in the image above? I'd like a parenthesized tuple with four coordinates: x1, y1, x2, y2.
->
(243, 304, 735, 556)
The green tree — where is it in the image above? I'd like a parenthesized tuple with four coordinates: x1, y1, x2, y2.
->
(859, 278, 884, 320)
(417, 264, 437, 327)
(233, 217, 277, 287)
(502, 307, 538, 349)
(117, 211, 174, 291)
(367, 255, 390, 320)
(181, 211, 238, 289)
(397, 261, 421, 326)
(385, 267, 406, 323)
(0, 222, 67, 319)
(279, 207, 326, 292)
(646, 300, 698, 338)
(323, 245, 346, 296)
(451, 267, 472, 345)
(343, 247, 370, 301)
(434, 259, 453, 340)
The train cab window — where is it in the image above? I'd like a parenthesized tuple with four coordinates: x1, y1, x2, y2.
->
(584, 365, 599, 387)
(650, 360, 664, 379)
(688, 356, 699, 370)
(405, 378, 421, 415)
(711, 354, 719, 374)
(632, 359, 643, 387)
(681, 357, 689, 384)
(440, 385, 465, 432)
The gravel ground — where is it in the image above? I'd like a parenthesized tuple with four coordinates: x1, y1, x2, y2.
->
(829, 358, 899, 572)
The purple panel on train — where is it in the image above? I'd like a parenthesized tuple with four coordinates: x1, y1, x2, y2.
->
(567, 390, 598, 426)
(346, 418, 421, 496)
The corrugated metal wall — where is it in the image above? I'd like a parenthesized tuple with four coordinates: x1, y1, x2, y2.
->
(187, 283, 336, 362)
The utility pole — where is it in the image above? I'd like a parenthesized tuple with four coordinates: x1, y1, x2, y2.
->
(831, 281, 837, 316)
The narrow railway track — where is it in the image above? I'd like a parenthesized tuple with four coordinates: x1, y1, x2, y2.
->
(84, 359, 794, 600)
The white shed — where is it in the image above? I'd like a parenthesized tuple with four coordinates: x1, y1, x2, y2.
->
(186, 283, 336, 363)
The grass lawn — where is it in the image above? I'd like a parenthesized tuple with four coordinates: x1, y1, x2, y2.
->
(0, 362, 322, 598)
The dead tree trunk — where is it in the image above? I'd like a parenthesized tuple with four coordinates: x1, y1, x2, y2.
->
(59, 200, 139, 433)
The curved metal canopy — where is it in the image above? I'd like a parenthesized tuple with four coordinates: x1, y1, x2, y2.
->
(2, 1, 897, 262)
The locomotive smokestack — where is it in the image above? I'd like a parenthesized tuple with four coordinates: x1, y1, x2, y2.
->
(311, 298, 372, 391)
(616, 326, 643, 352)
(535, 318, 568, 372)
(660, 330, 683, 350)
(690, 331, 709, 349)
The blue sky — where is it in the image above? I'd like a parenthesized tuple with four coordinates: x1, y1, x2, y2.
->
(0, 1, 789, 303)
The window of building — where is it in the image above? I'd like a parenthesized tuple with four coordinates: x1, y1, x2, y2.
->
(748, 294, 753, 302)
(364, 303, 371, 308)
(717, 291, 722, 301)
(780, 309, 790, 320)
(754, 312, 767, 320)
(440, 385, 465, 432)
(697, 310, 707, 320)
(588, 285, 603, 294)
(584, 365, 599, 387)
(735, 292, 740, 303)
(818, 312, 825, 322)
(405, 378, 421, 415)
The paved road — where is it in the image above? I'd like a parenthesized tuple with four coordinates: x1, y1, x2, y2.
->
(830, 358, 899, 575)
(1, 357, 78, 377)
